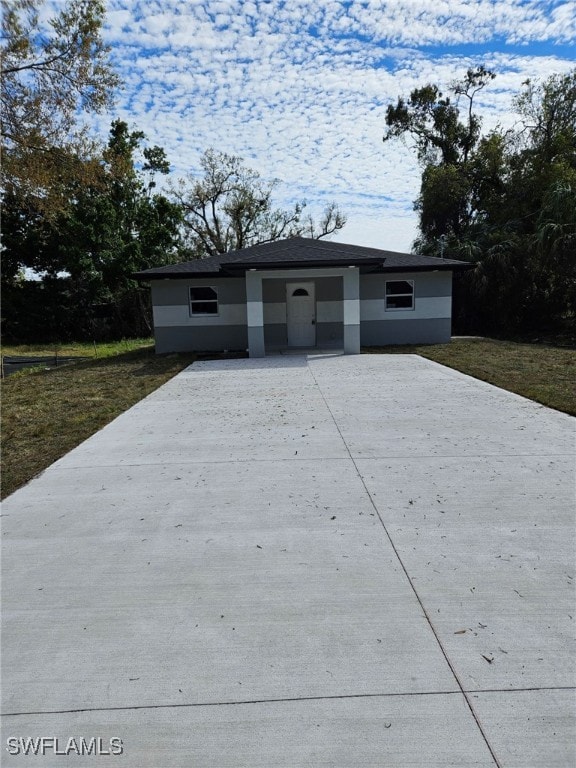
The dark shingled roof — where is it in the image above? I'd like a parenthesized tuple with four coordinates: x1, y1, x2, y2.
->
(134, 237, 473, 279)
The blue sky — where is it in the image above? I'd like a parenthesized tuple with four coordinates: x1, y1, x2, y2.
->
(91, 1, 575, 251)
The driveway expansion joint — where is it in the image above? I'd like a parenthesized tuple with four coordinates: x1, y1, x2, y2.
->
(307, 361, 504, 768)
(4, 685, 574, 719)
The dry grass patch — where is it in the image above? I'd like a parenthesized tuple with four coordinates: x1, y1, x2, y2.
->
(364, 338, 576, 417)
(1, 346, 196, 499)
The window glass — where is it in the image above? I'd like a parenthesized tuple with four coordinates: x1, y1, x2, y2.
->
(385, 280, 414, 310)
(386, 280, 413, 295)
(190, 287, 217, 301)
(190, 286, 218, 315)
(292, 288, 309, 296)
(386, 294, 413, 309)
(191, 301, 218, 314)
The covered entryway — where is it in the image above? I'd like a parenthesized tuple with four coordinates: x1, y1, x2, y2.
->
(286, 282, 316, 347)
(245, 267, 360, 358)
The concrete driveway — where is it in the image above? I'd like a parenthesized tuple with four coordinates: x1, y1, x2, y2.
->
(1, 354, 574, 767)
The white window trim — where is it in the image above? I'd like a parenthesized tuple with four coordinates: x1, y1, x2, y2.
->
(385, 279, 415, 311)
(189, 286, 219, 316)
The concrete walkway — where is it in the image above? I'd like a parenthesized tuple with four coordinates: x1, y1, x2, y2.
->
(1, 354, 574, 767)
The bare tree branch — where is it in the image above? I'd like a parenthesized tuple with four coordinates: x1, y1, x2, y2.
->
(172, 150, 346, 258)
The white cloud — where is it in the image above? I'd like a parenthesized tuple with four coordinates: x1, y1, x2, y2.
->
(43, 0, 576, 250)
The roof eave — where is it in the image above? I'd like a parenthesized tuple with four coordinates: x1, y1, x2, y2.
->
(380, 262, 474, 272)
(134, 262, 473, 281)
(221, 258, 385, 272)
(134, 270, 224, 281)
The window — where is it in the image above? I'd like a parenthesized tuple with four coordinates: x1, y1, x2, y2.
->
(190, 286, 218, 315)
(385, 280, 414, 310)
(292, 288, 309, 296)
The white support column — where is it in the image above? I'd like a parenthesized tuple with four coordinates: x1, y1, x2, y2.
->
(343, 267, 360, 354)
(245, 271, 265, 357)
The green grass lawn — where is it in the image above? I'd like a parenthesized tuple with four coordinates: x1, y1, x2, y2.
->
(2, 337, 153, 359)
(364, 338, 576, 417)
(1, 338, 574, 500)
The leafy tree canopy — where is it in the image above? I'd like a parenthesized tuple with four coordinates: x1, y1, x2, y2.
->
(383, 67, 576, 337)
(384, 66, 495, 166)
(2, 120, 183, 341)
(1, 0, 120, 214)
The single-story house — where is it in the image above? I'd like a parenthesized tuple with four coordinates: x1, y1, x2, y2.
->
(134, 237, 472, 357)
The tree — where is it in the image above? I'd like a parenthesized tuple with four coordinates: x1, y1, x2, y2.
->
(514, 71, 576, 165)
(2, 121, 184, 341)
(479, 72, 576, 333)
(383, 68, 576, 337)
(55, 120, 184, 335)
(1, 0, 120, 214)
(384, 66, 496, 241)
(171, 149, 346, 258)
(384, 67, 495, 165)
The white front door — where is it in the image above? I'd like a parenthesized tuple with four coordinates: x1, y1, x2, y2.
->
(286, 282, 316, 347)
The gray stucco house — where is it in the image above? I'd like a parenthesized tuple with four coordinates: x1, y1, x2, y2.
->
(135, 237, 471, 357)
